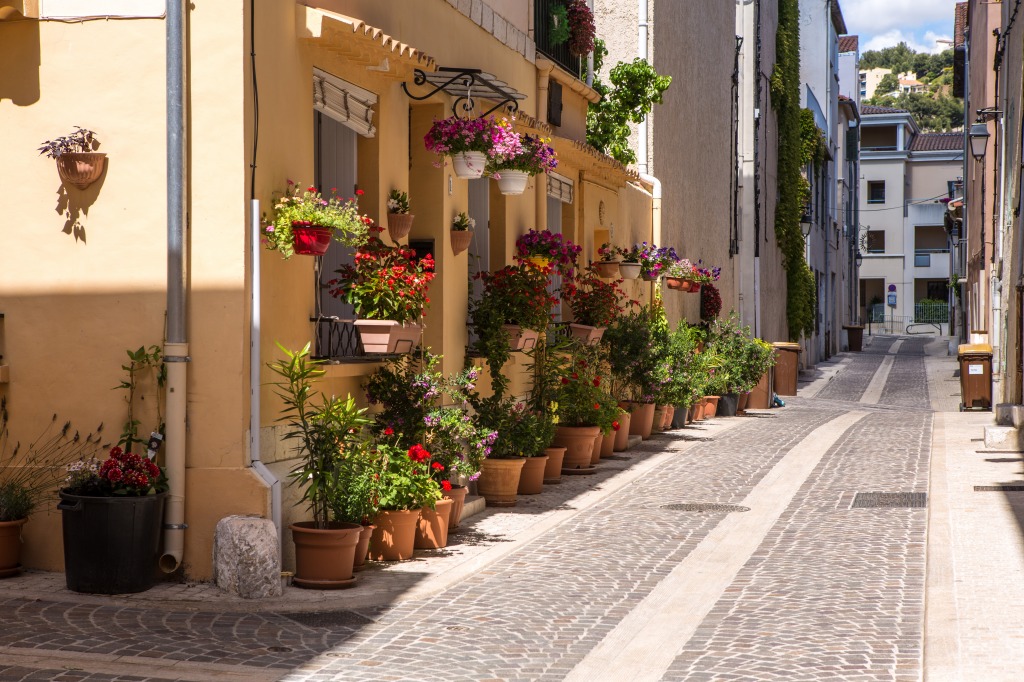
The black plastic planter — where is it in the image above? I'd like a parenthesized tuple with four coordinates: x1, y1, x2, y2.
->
(58, 491, 166, 594)
(718, 393, 739, 417)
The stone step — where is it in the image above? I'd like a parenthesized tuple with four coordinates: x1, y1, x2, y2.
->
(459, 494, 486, 523)
(983, 425, 1024, 452)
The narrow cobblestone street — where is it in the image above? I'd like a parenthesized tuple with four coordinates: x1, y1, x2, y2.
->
(1, 335, 1023, 682)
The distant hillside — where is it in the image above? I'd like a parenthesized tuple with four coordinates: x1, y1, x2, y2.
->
(860, 42, 963, 132)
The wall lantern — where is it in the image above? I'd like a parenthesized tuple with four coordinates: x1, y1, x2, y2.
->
(855, 251, 863, 267)
(800, 215, 813, 238)
(969, 122, 990, 161)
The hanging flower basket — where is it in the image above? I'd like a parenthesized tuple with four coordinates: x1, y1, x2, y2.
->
(452, 151, 487, 179)
(291, 223, 332, 256)
(56, 152, 107, 190)
(495, 170, 530, 195)
(619, 262, 641, 279)
(594, 261, 620, 279)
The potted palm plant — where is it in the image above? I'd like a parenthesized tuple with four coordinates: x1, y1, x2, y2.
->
(265, 182, 370, 258)
(268, 343, 376, 588)
(38, 126, 106, 190)
(328, 228, 435, 353)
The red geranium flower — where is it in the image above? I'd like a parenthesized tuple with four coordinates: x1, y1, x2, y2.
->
(441, 480, 453, 491)
(592, 377, 601, 387)
(431, 462, 445, 471)
(561, 377, 570, 385)
(384, 427, 394, 436)
(612, 421, 620, 431)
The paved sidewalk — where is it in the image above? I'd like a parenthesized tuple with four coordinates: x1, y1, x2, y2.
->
(1, 335, 1022, 681)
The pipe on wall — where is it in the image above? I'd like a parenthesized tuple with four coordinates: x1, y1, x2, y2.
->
(160, 0, 188, 573)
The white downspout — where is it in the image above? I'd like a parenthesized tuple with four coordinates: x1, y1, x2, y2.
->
(160, 0, 187, 573)
(586, 0, 595, 86)
(250, 199, 282, 544)
(636, 0, 661, 248)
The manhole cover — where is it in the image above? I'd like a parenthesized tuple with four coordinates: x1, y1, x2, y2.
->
(974, 485, 1024, 491)
(445, 626, 470, 632)
(324, 652, 353, 659)
(850, 492, 927, 508)
(282, 611, 375, 629)
(661, 503, 750, 513)
(266, 646, 292, 653)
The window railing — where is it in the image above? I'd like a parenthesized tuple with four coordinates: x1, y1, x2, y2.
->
(914, 248, 950, 267)
(535, 0, 583, 77)
(311, 316, 404, 363)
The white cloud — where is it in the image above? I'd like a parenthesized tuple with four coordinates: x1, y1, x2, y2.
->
(862, 28, 953, 54)
(841, 0, 960, 37)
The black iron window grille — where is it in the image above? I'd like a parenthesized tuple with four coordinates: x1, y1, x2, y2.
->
(535, 0, 583, 77)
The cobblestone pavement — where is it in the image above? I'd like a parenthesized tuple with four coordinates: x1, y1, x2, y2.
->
(0, 335, 955, 681)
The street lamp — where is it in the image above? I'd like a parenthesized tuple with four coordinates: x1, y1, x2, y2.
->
(969, 122, 990, 160)
(855, 250, 863, 267)
(800, 214, 812, 238)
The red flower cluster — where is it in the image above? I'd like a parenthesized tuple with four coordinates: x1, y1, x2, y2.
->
(99, 446, 161, 494)
(329, 235, 436, 324)
(477, 265, 557, 331)
(441, 480, 453, 492)
(407, 444, 431, 463)
(612, 421, 621, 431)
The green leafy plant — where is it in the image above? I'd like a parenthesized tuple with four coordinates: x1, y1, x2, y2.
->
(566, 265, 632, 328)
(264, 181, 370, 259)
(603, 304, 669, 402)
(586, 40, 672, 165)
(1, 399, 105, 521)
(115, 345, 165, 456)
(386, 189, 410, 215)
(373, 443, 442, 511)
(38, 126, 99, 158)
(268, 343, 374, 528)
(329, 230, 436, 323)
(549, 2, 569, 45)
(452, 212, 475, 231)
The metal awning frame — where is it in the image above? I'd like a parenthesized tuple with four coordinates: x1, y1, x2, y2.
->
(402, 67, 525, 119)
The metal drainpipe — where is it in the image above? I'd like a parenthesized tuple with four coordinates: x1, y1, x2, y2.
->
(160, 0, 188, 573)
(636, 0, 661, 249)
(586, 0, 594, 86)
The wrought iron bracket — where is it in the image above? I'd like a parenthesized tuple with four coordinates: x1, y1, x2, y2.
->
(402, 67, 522, 119)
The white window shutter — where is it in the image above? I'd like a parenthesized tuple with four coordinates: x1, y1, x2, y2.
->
(313, 68, 378, 138)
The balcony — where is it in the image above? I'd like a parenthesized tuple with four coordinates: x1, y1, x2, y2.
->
(535, 0, 584, 77)
(913, 249, 950, 268)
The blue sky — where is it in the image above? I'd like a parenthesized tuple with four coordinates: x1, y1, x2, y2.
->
(841, 0, 961, 54)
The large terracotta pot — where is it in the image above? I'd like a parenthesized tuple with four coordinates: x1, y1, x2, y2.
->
(353, 524, 375, 571)
(693, 400, 706, 421)
(747, 369, 773, 409)
(517, 455, 549, 495)
(590, 432, 604, 465)
(0, 518, 26, 578)
(414, 499, 454, 550)
(738, 392, 750, 414)
(354, 320, 422, 354)
(386, 213, 414, 242)
(290, 521, 362, 588)
(442, 484, 468, 529)
(653, 406, 668, 432)
(368, 509, 420, 561)
(452, 151, 487, 179)
(662, 406, 676, 429)
(503, 324, 540, 351)
(543, 446, 566, 484)
(628, 402, 656, 439)
(451, 229, 473, 256)
(613, 412, 632, 451)
(704, 396, 720, 418)
(600, 429, 616, 457)
(553, 425, 600, 470)
(478, 458, 525, 507)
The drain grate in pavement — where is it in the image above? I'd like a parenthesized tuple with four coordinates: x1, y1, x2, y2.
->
(974, 485, 1024, 491)
(850, 492, 927, 508)
(282, 610, 376, 629)
(661, 503, 750, 513)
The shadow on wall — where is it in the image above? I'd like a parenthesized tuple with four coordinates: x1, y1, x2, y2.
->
(0, 16, 40, 106)
(53, 161, 108, 243)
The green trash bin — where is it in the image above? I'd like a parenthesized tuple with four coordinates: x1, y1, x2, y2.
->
(957, 343, 993, 411)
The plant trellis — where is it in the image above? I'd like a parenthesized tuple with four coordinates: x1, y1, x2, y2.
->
(402, 67, 526, 119)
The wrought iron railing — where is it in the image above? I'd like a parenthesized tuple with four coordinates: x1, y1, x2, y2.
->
(311, 316, 403, 363)
(535, 0, 583, 77)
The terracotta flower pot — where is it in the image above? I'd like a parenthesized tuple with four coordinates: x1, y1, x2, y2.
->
(386, 213, 414, 242)
(452, 151, 487, 179)
(291, 224, 332, 256)
(628, 402, 656, 439)
(442, 484, 468, 529)
(704, 396, 720, 418)
(414, 499, 454, 549)
(693, 399, 706, 421)
(653, 406, 668, 432)
(568, 323, 606, 346)
(451, 229, 473, 256)
(665, 277, 686, 290)
(368, 509, 420, 561)
(0, 518, 26, 577)
(517, 455, 549, 495)
(56, 152, 106, 190)
(290, 521, 362, 588)
(738, 392, 750, 414)
(601, 429, 616, 457)
(664, 406, 676, 429)
(590, 432, 604, 465)
(553, 425, 600, 470)
(477, 458, 525, 507)
(353, 524, 375, 571)
(613, 412, 632, 451)
(543, 446, 566, 484)
(503, 324, 540, 351)
(354, 320, 422, 354)
(495, 170, 530, 195)
(595, 261, 620, 278)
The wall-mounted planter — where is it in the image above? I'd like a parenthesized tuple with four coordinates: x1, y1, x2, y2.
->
(450, 229, 473, 255)
(55, 152, 106, 190)
(386, 213, 414, 242)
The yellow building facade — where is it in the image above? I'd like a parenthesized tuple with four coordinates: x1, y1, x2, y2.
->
(0, 0, 654, 578)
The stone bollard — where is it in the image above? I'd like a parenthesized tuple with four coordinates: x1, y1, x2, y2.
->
(213, 515, 282, 599)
